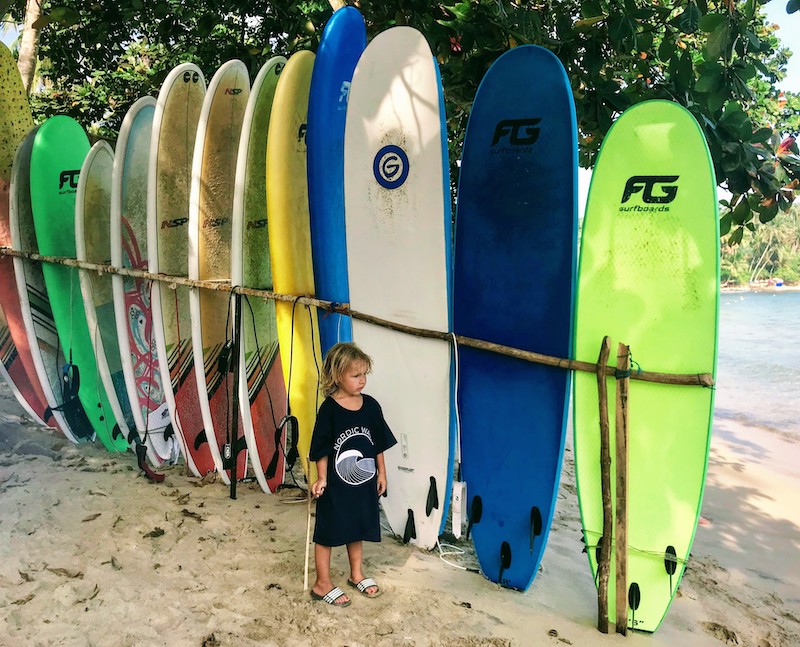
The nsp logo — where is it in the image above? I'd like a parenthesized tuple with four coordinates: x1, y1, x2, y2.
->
(491, 118, 541, 147)
(161, 217, 189, 229)
(224, 88, 243, 96)
(247, 219, 267, 230)
(203, 217, 228, 228)
(59, 170, 80, 191)
(621, 175, 679, 204)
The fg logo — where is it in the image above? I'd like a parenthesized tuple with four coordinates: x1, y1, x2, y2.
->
(621, 176, 679, 204)
(491, 118, 541, 146)
(59, 170, 80, 190)
(373, 145, 410, 189)
(182, 71, 200, 83)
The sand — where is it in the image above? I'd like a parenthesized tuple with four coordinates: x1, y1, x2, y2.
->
(1, 379, 798, 647)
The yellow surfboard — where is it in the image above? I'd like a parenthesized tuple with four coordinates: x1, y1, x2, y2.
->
(266, 50, 320, 483)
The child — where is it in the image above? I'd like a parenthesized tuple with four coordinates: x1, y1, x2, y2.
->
(309, 342, 397, 607)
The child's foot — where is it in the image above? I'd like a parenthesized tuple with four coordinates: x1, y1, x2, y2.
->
(347, 577, 382, 598)
(310, 586, 351, 607)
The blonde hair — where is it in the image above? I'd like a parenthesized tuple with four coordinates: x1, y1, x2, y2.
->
(320, 342, 373, 397)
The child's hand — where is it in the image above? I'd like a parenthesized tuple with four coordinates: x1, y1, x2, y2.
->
(376, 472, 387, 497)
(311, 478, 327, 499)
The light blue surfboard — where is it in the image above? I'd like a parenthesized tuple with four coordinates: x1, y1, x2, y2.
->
(307, 6, 366, 354)
(453, 45, 578, 589)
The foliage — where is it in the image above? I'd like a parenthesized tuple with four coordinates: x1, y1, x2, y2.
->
(721, 201, 800, 283)
(4, 0, 800, 228)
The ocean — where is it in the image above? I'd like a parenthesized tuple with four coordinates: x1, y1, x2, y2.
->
(716, 290, 800, 440)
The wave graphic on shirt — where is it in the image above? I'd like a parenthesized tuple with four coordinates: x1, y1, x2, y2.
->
(335, 449, 376, 486)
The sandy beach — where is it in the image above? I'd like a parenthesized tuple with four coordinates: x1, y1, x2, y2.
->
(1, 378, 798, 647)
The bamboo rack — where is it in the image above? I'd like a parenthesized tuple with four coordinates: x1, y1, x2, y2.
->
(0, 247, 716, 388)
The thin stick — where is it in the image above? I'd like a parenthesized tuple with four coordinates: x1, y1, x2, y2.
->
(596, 336, 612, 634)
(303, 456, 312, 593)
(0, 247, 714, 387)
(615, 344, 631, 635)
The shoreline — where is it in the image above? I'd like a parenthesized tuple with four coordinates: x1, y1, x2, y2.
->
(1, 382, 799, 646)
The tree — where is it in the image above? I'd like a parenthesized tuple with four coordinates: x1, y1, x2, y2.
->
(5, 0, 800, 234)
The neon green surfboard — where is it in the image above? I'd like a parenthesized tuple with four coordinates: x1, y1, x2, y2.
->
(573, 100, 719, 632)
(29, 116, 128, 452)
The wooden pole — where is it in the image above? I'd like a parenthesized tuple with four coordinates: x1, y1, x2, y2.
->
(596, 336, 613, 633)
(303, 456, 313, 593)
(615, 343, 631, 635)
(0, 247, 715, 388)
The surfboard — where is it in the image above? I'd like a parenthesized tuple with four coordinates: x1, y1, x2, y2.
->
(266, 50, 320, 486)
(573, 100, 719, 632)
(231, 57, 288, 494)
(10, 128, 82, 441)
(29, 116, 128, 452)
(0, 43, 50, 426)
(454, 45, 578, 589)
(76, 141, 138, 451)
(148, 63, 215, 478)
(111, 96, 178, 466)
(188, 60, 250, 484)
(344, 27, 453, 549)
(306, 6, 366, 355)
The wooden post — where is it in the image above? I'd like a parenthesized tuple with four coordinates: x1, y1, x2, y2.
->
(596, 336, 613, 633)
(615, 344, 631, 635)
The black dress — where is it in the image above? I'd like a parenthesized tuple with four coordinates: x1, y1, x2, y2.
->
(310, 394, 397, 547)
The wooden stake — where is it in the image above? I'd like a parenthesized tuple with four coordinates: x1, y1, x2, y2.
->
(596, 336, 613, 633)
(303, 456, 313, 593)
(615, 344, 631, 635)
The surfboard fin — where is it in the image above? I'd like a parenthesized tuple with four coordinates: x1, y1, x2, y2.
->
(664, 545, 678, 593)
(163, 423, 174, 441)
(425, 476, 439, 516)
(530, 506, 542, 554)
(498, 541, 512, 585)
(628, 582, 641, 630)
(112, 424, 123, 441)
(466, 495, 482, 540)
(403, 509, 416, 544)
(194, 430, 208, 450)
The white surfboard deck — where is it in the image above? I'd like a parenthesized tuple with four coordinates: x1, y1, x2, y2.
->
(344, 27, 452, 549)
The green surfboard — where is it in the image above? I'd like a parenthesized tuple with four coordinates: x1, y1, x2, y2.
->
(29, 116, 128, 452)
(573, 100, 719, 632)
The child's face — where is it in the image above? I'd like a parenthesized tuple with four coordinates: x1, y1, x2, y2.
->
(337, 360, 368, 397)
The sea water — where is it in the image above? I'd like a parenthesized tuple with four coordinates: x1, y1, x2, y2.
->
(715, 290, 800, 440)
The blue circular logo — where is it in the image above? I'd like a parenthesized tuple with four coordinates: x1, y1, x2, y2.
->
(373, 145, 410, 189)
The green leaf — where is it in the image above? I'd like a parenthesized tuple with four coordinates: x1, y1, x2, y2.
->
(673, 4, 701, 34)
(695, 62, 724, 93)
(705, 20, 729, 60)
(49, 6, 81, 26)
(788, 0, 800, 14)
(728, 226, 744, 245)
(698, 14, 727, 33)
(581, 0, 603, 19)
(744, 0, 756, 19)
(750, 127, 773, 143)
(574, 16, 605, 31)
(719, 211, 732, 236)
(658, 36, 676, 62)
(732, 196, 751, 224)
(608, 16, 636, 51)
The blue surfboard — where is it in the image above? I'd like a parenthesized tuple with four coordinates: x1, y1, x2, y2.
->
(453, 45, 578, 589)
(307, 6, 366, 354)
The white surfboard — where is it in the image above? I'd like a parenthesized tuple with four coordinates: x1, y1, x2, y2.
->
(148, 63, 211, 478)
(111, 96, 178, 466)
(344, 27, 453, 549)
(10, 128, 78, 442)
(76, 140, 137, 448)
(188, 60, 250, 484)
